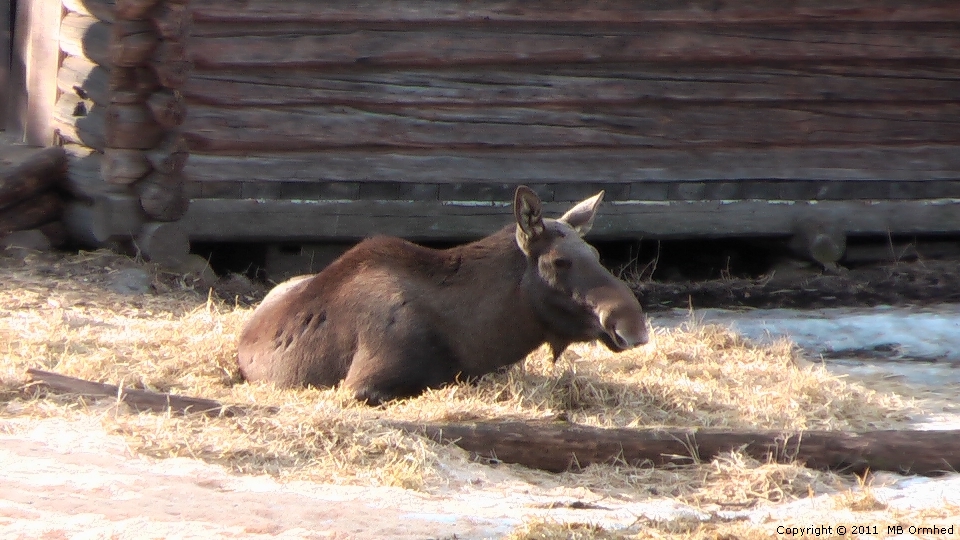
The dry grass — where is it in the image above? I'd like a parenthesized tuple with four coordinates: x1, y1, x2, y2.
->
(0, 249, 933, 520)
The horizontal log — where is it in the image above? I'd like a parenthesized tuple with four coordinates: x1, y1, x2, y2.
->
(63, 194, 144, 244)
(183, 179, 960, 205)
(60, 12, 110, 67)
(39, 220, 69, 248)
(151, 41, 191, 88)
(115, 0, 160, 20)
(396, 421, 960, 476)
(111, 19, 160, 68)
(104, 103, 164, 149)
(137, 171, 189, 221)
(182, 103, 960, 152)
(189, 0, 960, 25)
(0, 191, 64, 235)
(152, 2, 191, 40)
(146, 134, 189, 174)
(0, 146, 68, 209)
(62, 0, 116, 23)
(146, 89, 186, 128)
(182, 147, 960, 186)
(178, 198, 960, 242)
(27, 368, 237, 416)
(109, 66, 161, 99)
(54, 92, 106, 151)
(184, 64, 960, 107)
(58, 55, 110, 107)
(136, 221, 191, 266)
(102, 148, 151, 184)
(62, 144, 106, 201)
(189, 27, 960, 69)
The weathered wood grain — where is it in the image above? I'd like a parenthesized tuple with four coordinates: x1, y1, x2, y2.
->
(9, 0, 62, 144)
(0, 0, 9, 127)
(62, 0, 116, 23)
(62, 144, 106, 201)
(146, 89, 186, 128)
(151, 41, 190, 88)
(54, 92, 106, 150)
(146, 134, 189, 174)
(397, 421, 960, 475)
(189, 27, 960, 69)
(151, 2, 191, 40)
(115, 0, 160, 20)
(58, 55, 110, 106)
(189, 0, 960, 25)
(102, 148, 151, 184)
(183, 65, 960, 107)
(182, 103, 960, 152)
(178, 198, 960, 242)
(59, 12, 110, 68)
(183, 147, 960, 185)
(63, 193, 143, 244)
(136, 221, 190, 266)
(109, 66, 161, 99)
(0, 146, 68, 209)
(104, 103, 164, 149)
(137, 171, 189, 221)
(0, 191, 63, 234)
(111, 19, 160, 68)
(27, 368, 237, 417)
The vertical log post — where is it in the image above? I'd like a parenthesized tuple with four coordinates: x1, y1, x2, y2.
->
(9, 0, 63, 144)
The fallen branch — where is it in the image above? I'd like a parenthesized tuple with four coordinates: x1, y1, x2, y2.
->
(24, 369, 960, 476)
(390, 421, 960, 477)
(26, 368, 240, 417)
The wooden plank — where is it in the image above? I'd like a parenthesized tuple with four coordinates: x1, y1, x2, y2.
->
(189, 27, 960, 69)
(178, 198, 960, 242)
(189, 0, 960, 25)
(183, 147, 960, 185)
(8, 0, 63, 144)
(182, 103, 960, 152)
(183, 65, 960, 107)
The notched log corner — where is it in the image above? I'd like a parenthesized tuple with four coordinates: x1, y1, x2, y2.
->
(26, 368, 241, 417)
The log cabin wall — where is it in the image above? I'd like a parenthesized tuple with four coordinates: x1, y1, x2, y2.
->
(57, 0, 192, 266)
(134, 2, 960, 242)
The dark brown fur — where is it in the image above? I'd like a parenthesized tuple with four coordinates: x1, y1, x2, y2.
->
(238, 187, 648, 404)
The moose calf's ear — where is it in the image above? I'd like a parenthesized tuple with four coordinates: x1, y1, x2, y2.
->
(559, 190, 604, 237)
(514, 186, 545, 253)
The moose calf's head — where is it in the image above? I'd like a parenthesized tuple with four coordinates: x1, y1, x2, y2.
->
(514, 186, 649, 357)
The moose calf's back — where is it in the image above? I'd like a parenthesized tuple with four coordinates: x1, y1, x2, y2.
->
(237, 186, 648, 404)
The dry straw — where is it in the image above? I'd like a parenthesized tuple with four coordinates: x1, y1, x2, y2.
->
(0, 248, 936, 536)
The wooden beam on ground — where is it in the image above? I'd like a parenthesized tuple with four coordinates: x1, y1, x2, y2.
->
(392, 421, 960, 476)
(0, 146, 67, 208)
(178, 198, 960, 242)
(20, 368, 960, 477)
(26, 368, 240, 417)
